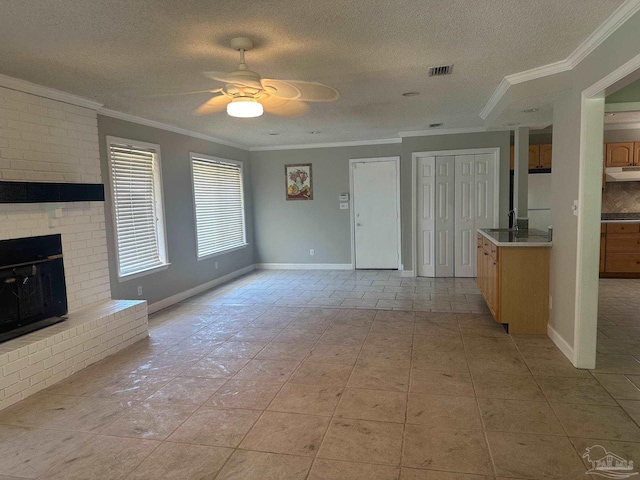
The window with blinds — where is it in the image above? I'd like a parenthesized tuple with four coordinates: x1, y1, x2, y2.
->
(190, 154, 247, 258)
(107, 137, 168, 278)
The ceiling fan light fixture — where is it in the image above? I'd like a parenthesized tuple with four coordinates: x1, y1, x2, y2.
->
(227, 98, 263, 118)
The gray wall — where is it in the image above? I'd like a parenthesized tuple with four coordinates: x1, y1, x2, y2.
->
(605, 128, 640, 143)
(251, 131, 510, 270)
(98, 115, 254, 305)
(251, 143, 401, 265)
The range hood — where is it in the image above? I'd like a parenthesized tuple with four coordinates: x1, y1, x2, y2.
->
(605, 167, 640, 182)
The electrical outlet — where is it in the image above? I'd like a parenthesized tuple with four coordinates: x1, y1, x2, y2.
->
(215, 261, 219, 269)
(309, 249, 315, 256)
(137, 286, 143, 297)
(549, 294, 552, 310)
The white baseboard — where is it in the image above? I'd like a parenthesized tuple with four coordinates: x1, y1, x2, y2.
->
(148, 264, 256, 314)
(256, 263, 353, 270)
(401, 270, 415, 277)
(547, 323, 575, 364)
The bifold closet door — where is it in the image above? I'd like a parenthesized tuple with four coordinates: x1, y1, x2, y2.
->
(454, 155, 476, 277)
(417, 156, 435, 277)
(417, 153, 496, 278)
(435, 156, 455, 277)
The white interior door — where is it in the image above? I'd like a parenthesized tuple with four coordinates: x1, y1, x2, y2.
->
(417, 156, 435, 277)
(474, 153, 496, 237)
(454, 155, 476, 277)
(352, 159, 399, 269)
(435, 156, 454, 277)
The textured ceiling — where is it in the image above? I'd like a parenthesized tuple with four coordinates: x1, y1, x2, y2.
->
(0, 0, 624, 147)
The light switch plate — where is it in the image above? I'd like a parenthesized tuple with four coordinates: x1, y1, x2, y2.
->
(339, 193, 349, 202)
(339, 202, 349, 210)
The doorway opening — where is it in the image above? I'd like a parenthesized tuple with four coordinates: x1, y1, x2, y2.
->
(574, 55, 640, 368)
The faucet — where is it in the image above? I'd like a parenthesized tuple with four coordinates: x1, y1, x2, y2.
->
(508, 210, 518, 230)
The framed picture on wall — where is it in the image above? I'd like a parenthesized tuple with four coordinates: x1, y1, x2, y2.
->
(285, 163, 313, 200)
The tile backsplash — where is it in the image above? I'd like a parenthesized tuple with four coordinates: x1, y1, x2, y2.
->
(602, 182, 640, 213)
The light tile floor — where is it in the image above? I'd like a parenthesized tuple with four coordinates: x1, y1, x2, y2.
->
(1, 270, 640, 479)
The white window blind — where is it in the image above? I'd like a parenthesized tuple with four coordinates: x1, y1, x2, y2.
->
(191, 155, 247, 258)
(108, 139, 167, 278)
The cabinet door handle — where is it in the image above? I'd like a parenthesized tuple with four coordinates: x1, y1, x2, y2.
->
(484, 253, 488, 256)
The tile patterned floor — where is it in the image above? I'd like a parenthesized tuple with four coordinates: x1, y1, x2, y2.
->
(1, 270, 640, 479)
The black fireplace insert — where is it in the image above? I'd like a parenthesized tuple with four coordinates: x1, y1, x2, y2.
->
(0, 234, 68, 343)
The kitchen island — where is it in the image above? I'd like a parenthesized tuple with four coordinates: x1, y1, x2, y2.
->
(477, 228, 552, 334)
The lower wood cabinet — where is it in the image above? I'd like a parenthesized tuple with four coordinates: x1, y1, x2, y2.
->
(477, 233, 550, 334)
(601, 222, 640, 276)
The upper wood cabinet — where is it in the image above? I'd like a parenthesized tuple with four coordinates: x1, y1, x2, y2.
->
(539, 144, 553, 169)
(509, 143, 552, 171)
(606, 142, 635, 167)
(528, 145, 540, 170)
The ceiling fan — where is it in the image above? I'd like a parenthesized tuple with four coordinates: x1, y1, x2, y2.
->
(194, 37, 339, 118)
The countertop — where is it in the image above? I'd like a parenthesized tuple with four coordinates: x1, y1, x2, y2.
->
(478, 228, 552, 247)
(601, 213, 640, 223)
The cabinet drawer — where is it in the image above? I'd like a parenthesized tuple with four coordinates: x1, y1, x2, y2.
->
(607, 223, 640, 234)
(605, 254, 640, 273)
(477, 233, 483, 246)
(605, 234, 640, 254)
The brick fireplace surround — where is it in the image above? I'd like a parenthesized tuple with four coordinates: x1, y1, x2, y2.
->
(0, 86, 148, 410)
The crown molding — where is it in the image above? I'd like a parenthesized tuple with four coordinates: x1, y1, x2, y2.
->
(479, 78, 511, 121)
(567, 0, 640, 68)
(480, 0, 640, 121)
(98, 108, 249, 151)
(0, 73, 104, 110)
(399, 126, 492, 137)
(249, 137, 401, 152)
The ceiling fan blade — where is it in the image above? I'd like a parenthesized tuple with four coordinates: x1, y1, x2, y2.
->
(195, 95, 231, 115)
(260, 95, 309, 117)
(261, 79, 339, 102)
(203, 71, 262, 89)
(147, 89, 221, 98)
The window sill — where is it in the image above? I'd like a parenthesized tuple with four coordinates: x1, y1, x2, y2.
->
(197, 244, 249, 262)
(117, 263, 171, 283)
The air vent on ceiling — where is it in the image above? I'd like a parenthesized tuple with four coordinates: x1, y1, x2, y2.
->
(429, 123, 443, 128)
(428, 65, 453, 77)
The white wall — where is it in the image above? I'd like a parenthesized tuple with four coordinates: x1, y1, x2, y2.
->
(0, 87, 110, 311)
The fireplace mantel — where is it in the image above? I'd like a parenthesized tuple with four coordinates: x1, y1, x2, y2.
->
(0, 180, 105, 203)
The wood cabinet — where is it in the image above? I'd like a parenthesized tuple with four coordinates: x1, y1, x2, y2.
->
(606, 142, 636, 167)
(599, 223, 606, 273)
(476, 233, 550, 334)
(509, 143, 552, 171)
(477, 234, 500, 319)
(602, 222, 640, 275)
(539, 144, 553, 169)
(528, 145, 540, 170)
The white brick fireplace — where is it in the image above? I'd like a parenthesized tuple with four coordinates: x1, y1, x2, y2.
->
(0, 84, 148, 410)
